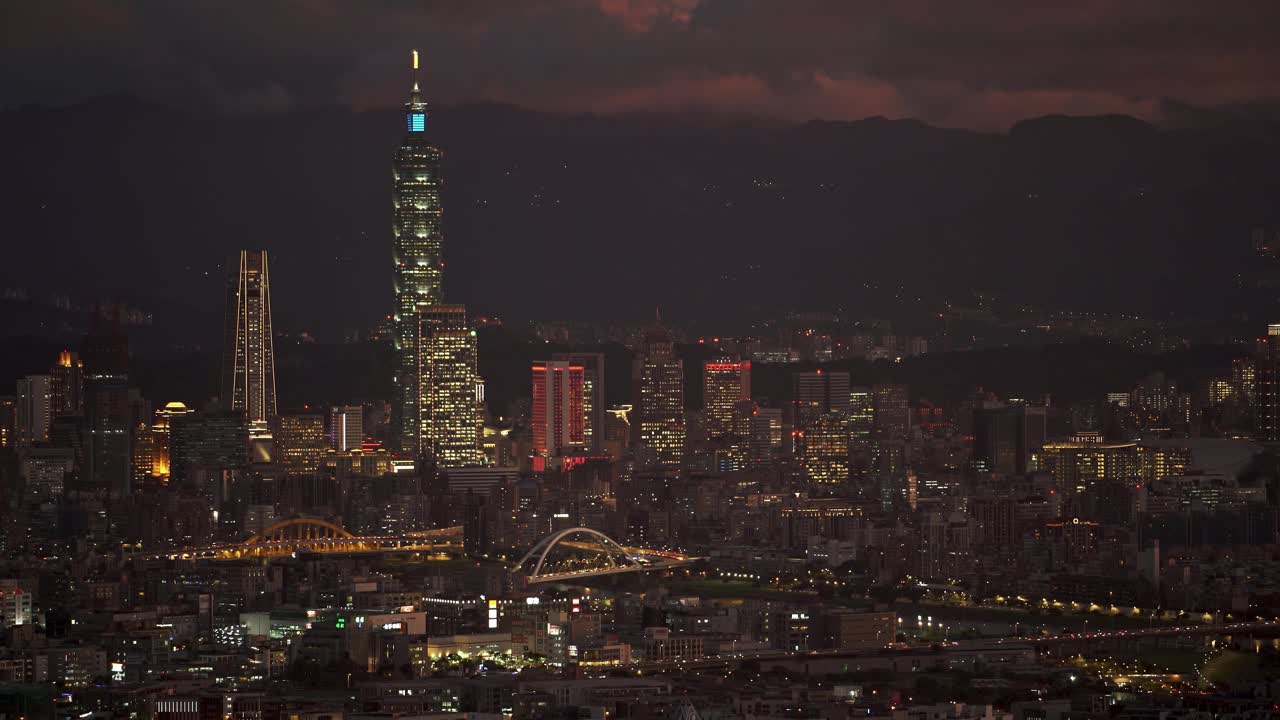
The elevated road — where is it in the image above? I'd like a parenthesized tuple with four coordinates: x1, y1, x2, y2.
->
(135, 519, 463, 561)
(625, 621, 1280, 674)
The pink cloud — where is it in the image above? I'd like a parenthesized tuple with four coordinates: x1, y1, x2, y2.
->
(570, 70, 908, 121)
(592, 0, 698, 32)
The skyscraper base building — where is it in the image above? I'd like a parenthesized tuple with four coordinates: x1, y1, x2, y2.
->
(417, 304, 486, 468)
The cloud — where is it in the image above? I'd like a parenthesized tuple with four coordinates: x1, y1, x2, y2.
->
(593, 0, 698, 32)
(217, 81, 295, 115)
(577, 69, 908, 120)
(3, 0, 1280, 129)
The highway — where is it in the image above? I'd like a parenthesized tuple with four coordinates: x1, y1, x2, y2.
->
(624, 620, 1280, 674)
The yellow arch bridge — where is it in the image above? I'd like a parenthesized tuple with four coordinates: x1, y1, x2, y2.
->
(147, 518, 463, 561)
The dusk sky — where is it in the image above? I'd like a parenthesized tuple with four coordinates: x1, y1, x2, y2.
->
(5, 0, 1280, 130)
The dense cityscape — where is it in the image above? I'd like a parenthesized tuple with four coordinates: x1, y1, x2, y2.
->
(5, 3, 1280, 719)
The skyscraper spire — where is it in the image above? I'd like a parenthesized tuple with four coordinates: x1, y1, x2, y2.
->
(406, 49, 427, 133)
(411, 49, 421, 95)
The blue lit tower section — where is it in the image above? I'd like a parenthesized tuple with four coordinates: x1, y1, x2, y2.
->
(393, 50, 445, 454)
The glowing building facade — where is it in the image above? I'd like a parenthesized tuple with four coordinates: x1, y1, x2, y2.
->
(0, 397, 15, 449)
(1257, 324, 1280, 442)
(417, 304, 485, 468)
(554, 352, 606, 455)
(532, 360, 585, 459)
(635, 325, 685, 471)
(1031, 436, 1140, 494)
(393, 51, 445, 454)
(800, 412, 850, 484)
(849, 387, 874, 444)
(150, 401, 193, 481)
(274, 413, 327, 474)
(49, 350, 84, 420)
(221, 250, 277, 424)
(329, 405, 364, 451)
(703, 359, 751, 441)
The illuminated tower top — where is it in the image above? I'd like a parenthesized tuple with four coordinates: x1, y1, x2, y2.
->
(406, 49, 427, 134)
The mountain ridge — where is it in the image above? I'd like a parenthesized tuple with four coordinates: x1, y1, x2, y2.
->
(2, 97, 1278, 339)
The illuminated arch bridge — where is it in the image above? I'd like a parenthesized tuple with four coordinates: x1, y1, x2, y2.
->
(515, 527, 699, 584)
(149, 518, 463, 561)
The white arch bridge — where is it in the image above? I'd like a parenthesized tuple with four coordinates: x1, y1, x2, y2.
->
(515, 527, 699, 584)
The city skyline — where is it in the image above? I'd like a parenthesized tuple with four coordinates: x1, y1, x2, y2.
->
(4, 6, 1280, 716)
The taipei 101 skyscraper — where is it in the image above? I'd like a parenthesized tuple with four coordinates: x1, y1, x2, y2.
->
(392, 50, 445, 454)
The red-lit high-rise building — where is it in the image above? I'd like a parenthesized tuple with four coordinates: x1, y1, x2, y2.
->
(532, 360, 585, 461)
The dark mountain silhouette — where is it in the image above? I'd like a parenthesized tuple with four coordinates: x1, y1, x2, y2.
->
(2, 98, 1279, 341)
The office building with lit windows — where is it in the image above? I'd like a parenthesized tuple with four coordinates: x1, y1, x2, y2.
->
(749, 406, 784, 465)
(972, 403, 1047, 475)
(15, 375, 51, 446)
(792, 370, 849, 428)
(393, 51, 446, 454)
(84, 324, 131, 496)
(1032, 435, 1140, 494)
(221, 250, 277, 424)
(1256, 324, 1280, 441)
(1233, 356, 1257, 405)
(635, 324, 685, 471)
(417, 304, 486, 468)
(1137, 442, 1192, 484)
(329, 405, 363, 451)
(130, 423, 154, 491)
(149, 401, 193, 481)
(0, 586, 32, 629)
(0, 396, 15, 449)
(872, 384, 911, 440)
(21, 446, 74, 500)
(703, 358, 751, 441)
(532, 360, 585, 460)
(849, 386, 874, 443)
(275, 413, 328, 474)
(49, 350, 84, 420)
(168, 411, 248, 489)
(799, 412, 850, 484)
